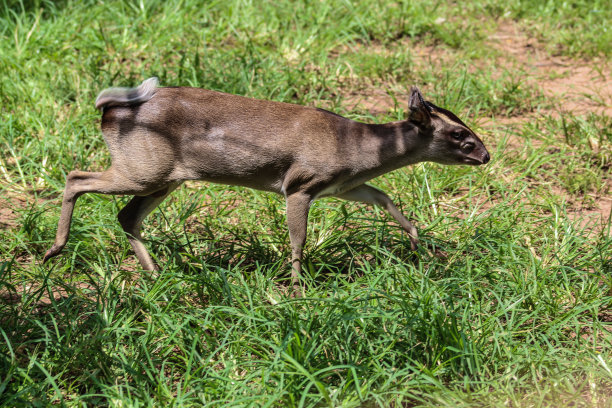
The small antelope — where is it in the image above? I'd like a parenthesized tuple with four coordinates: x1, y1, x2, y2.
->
(44, 78, 489, 289)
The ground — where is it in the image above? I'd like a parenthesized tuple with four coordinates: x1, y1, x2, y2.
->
(0, 3, 610, 406)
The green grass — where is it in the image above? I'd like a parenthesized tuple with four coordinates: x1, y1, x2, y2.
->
(1, 0, 610, 406)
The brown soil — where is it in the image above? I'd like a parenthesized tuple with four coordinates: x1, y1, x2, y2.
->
(0, 202, 19, 230)
(0, 191, 29, 230)
(489, 22, 612, 117)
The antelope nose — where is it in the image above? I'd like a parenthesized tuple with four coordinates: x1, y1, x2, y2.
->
(482, 152, 490, 164)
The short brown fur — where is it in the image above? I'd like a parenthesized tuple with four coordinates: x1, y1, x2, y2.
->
(44, 78, 490, 294)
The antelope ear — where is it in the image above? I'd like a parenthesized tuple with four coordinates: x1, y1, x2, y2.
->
(408, 86, 432, 126)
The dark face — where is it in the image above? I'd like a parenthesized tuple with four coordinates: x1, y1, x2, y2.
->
(407, 87, 490, 166)
(429, 111, 490, 166)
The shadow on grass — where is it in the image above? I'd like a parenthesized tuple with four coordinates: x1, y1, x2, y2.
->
(1, 0, 71, 19)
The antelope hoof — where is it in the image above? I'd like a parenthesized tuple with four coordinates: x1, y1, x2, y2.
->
(42, 244, 63, 263)
(409, 238, 418, 252)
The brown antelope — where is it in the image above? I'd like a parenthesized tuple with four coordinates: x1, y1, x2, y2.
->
(44, 78, 489, 291)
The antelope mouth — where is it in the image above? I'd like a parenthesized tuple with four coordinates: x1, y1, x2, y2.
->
(464, 151, 490, 165)
(463, 158, 484, 165)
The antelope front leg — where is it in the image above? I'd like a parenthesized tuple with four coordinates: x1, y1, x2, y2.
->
(337, 184, 419, 251)
(285, 192, 312, 296)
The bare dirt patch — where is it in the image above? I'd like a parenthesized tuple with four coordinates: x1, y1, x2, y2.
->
(0, 202, 19, 230)
(489, 21, 612, 117)
(0, 194, 27, 230)
(0, 187, 49, 231)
